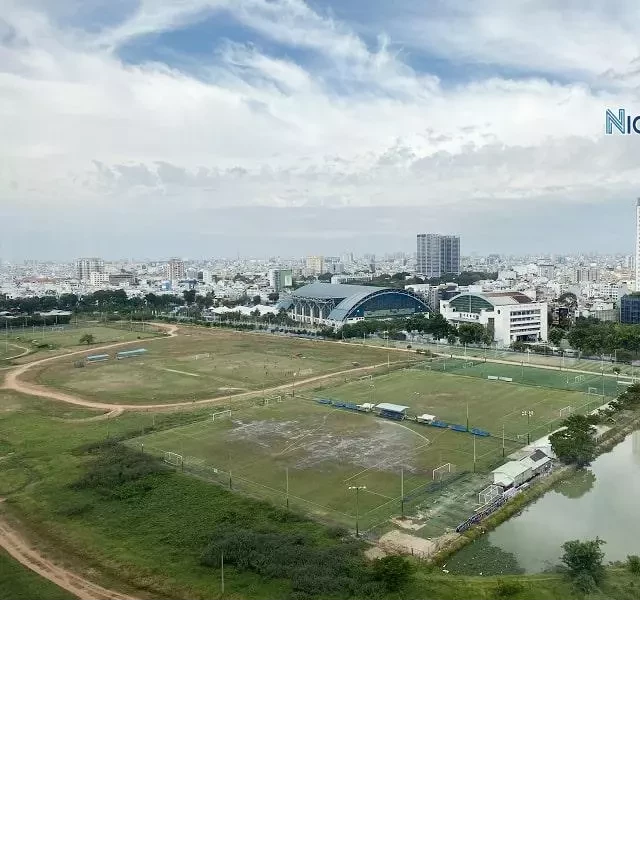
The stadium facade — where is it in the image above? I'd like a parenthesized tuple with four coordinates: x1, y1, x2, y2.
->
(278, 282, 430, 328)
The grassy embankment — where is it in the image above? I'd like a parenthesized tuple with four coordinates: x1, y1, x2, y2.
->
(0, 547, 76, 599)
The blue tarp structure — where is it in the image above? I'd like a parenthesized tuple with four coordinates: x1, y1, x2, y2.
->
(450, 424, 467, 432)
(470, 428, 491, 437)
(430, 420, 449, 428)
(379, 410, 405, 421)
(314, 398, 333, 405)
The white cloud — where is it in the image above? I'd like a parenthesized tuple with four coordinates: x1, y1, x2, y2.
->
(1, 0, 639, 257)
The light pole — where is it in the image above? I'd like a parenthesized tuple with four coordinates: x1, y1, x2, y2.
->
(348, 485, 367, 536)
(292, 371, 298, 397)
(521, 410, 534, 445)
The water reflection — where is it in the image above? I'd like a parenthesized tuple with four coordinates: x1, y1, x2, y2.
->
(552, 469, 596, 500)
(447, 431, 640, 574)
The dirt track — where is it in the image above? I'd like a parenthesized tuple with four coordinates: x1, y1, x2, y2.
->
(2, 322, 402, 414)
(0, 513, 135, 600)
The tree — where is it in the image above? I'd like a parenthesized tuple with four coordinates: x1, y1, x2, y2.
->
(371, 555, 414, 593)
(548, 327, 564, 348)
(549, 414, 597, 467)
(626, 555, 640, 575)
(79, 333, 95, 345)
(561, 538, 606, 592)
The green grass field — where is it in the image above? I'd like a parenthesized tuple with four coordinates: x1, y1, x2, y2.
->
(4, 322, 163, 362)
(0, 547, 76, 599)
(30, 329, 404, 404)
(134, 365, 606, 535)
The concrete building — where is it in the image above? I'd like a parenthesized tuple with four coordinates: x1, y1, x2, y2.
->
(440, 291, 548, 346)
(305, 256, 325, 276)
(89, 271, 110, 288)
(268, 268, 293, 293)
(278, 282, 430, 328)
(168, 258, 185, 283)
(416, 234, 461, 278)
(76, 257, 104, 281)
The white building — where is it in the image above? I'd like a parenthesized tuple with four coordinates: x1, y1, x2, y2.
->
(440, 291, 548, 346)
(76, 257, 104, 281)
(168, 258, 185, 283)
(305, 256, 325, 276)
(89, 271, 110, 288)
(268, 268, 293, 293)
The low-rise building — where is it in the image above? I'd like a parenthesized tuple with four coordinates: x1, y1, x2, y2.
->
(439, 291, 548, 346)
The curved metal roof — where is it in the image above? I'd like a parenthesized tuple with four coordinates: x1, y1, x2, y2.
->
(287, 282, 386, 300)
(328, 289, 430, 321)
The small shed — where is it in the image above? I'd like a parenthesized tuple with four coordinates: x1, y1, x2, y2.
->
(492, 460, 533, 489)
(374, 403, 409, 415)
(417, 413, 436, 424)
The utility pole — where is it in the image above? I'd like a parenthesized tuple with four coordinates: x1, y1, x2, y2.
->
(348, 485, 367, 537)
(466, 402, 469, 432)
(400, 467, 405, 518)
(221, 551, 224, 595)
(286, 467, 289, 510)
(502, 424, 506, 458)
(521, 410, 534, 445)
(473, 435, 477, 472)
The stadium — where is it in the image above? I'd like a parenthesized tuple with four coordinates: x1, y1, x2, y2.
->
(278, 282, 431, 327)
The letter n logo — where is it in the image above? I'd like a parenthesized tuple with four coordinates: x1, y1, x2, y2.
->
(606, 108, 626, 134)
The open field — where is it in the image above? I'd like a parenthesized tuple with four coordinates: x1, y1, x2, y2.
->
(3, 321, 163, 361)
(135, 365, 605, 535)
(28, 328, 405, 404)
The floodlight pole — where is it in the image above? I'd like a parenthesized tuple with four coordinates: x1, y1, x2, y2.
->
(221, 550, 224, 595)
(400, 467, 405, 518)
(466, 402, 469, 432)
(473, 435, 476, 472)
(521, 410, 534, 445)
(502, 424, 505, 457)
(348, 485, 366, 536)
(286, 467, 289, 509)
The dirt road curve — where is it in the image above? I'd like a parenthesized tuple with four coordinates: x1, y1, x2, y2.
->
(0, 515, 135, 600)
(2, 323, 179, 415)
(2, 322, 398, 413)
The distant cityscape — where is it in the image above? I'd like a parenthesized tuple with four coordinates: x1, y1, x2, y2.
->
(3, 204, 640, 347)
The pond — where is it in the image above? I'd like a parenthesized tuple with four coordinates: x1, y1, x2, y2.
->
(445, 431, 640, 575)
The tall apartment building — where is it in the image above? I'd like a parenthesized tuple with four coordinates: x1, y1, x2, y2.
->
(635, 198, 640, 290)
(416, 234, 460, 278)
(168, 258, 185, 282)
(268, 268, 293, 293)
(76, 257, 104, 281)
(306, 256, 325, 276)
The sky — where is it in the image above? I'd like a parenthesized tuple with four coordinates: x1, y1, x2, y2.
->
(2, 0, 640, 260)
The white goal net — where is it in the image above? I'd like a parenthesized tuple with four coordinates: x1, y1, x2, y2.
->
(433, 462, 452, 481)
(478, 484, 502, 506)
(164, 452, 183, 467)
(211, 409, 232, 422)
(559, 406, 573, 419)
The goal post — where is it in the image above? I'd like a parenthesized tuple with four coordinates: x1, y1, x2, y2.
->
(212, 409, 232, 422)
(164, 451, 183, 469)
(588, 387, 599, 394)
(559, 405, 573, 419)
(433, 462, 452, 481)
(478, 484, 502, 506)
(262, 395, 283, 407)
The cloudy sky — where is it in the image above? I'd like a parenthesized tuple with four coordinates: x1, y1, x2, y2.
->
(2, 0, 640, 259)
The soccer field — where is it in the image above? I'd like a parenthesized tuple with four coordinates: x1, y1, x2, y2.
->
(135, 364, 603, 535)
(32, 328, 405, 404)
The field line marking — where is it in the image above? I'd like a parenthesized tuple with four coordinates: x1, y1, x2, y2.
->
(160, 367, 201, 378)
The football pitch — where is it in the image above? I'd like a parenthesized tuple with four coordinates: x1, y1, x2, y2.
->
(31, 328, 404, 404)
(135, 364, 608, 536)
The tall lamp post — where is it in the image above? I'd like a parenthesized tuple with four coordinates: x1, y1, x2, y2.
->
(348, 485, 367, 536)
(521, 410, 534, 445)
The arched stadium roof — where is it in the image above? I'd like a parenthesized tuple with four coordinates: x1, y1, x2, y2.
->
(278, 282, 430, 322)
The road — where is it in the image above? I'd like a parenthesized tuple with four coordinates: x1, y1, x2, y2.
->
(0, 512, 135, 600)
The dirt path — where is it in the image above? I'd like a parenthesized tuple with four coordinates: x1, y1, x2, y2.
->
(0, 513, 135, 600)
(2, 323, 179, 415)
(3, 322, 402, 414)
